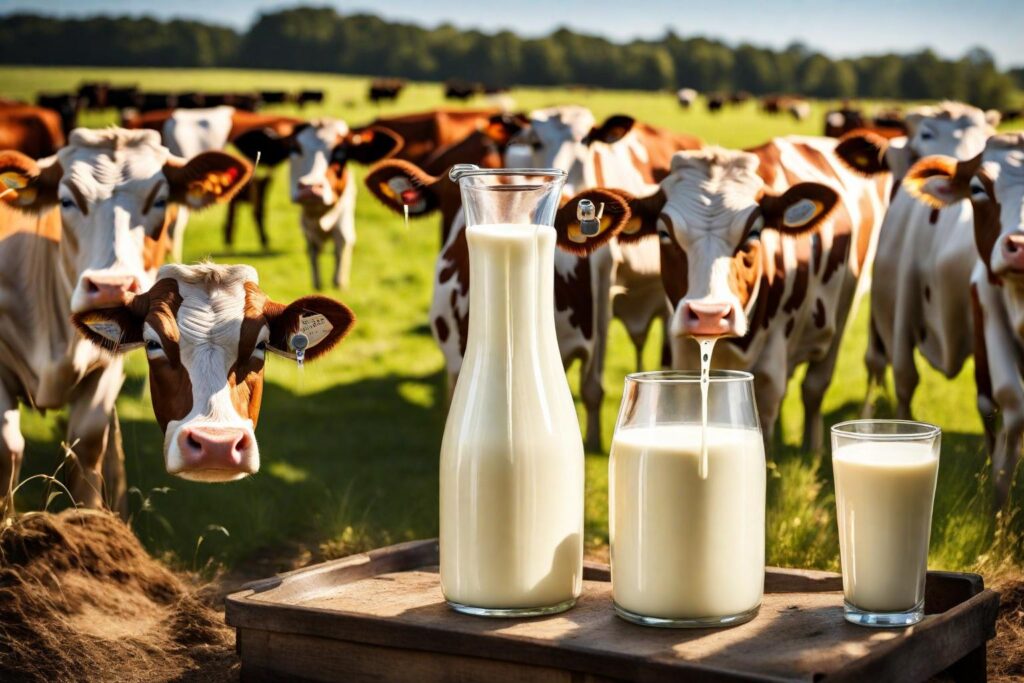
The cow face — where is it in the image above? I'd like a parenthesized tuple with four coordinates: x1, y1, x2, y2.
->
(71, 263, 354, 481)
(0, 128, 250, 313)
(904, 134, 1024, 282)
(505, 106, 597, 189)
(289, 120, 401, 208)
(621, 148, 837, 341)
(837, 102, 998, 180)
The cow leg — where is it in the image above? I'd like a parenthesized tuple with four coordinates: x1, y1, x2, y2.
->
(169, 206, 190, 263)
(66, 366, 123, 510)
(101, 407, 128, 517)
(754, 336, 788, 455)
(254, 177, 270, 249)
(333, 195, 356, 290)
(891, 338, 919, 421)
(580, 353, 604, 452)
(224, 195, 239, 247)
(0, 385, 24, 516)
(860, 312, 888, 419)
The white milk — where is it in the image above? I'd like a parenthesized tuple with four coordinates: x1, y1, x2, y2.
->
(833, 442, 939, 612)
(440, 224, 584, 610)
(610, 424, 765, 619)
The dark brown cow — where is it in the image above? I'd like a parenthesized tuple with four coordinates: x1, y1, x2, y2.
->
(0, 104, 65, 159)
(365, 108, 501, 165)
(369, 79, 405, 103)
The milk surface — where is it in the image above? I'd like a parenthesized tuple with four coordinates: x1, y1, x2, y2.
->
(610, 424, 765, 619)
(833, 442, 939, 612)
(440, 224, 584, 610)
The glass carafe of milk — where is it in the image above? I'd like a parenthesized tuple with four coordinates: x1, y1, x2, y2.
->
(440, 165, 584, 617)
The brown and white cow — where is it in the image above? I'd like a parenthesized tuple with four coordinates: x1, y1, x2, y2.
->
(364, 160, 631, 446)
(835, 102, 999, 418)
(505, 105, 702, 448)
(0, 128, 250, 512)
(73, 262, 354, 481)
(899, 134, 1024, 506)
(366, 108, 501, 165)
(125, 106, 305, 253)
(618, 137, 889, 449)
(236, 119, 401, 290)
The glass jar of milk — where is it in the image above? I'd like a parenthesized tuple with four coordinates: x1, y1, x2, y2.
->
(610, 370, 766, 627)
(439, 166, 584, 617)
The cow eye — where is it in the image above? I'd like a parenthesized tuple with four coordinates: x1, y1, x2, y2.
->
(969, 179, 988, 198)
(152, 197, 167, 209)
(60, 197, 76, 210)
(657, 224, 673, 245)
(746, 214, 765, 242)
(920, 130, 934, 141)
(252, 339, 268, 361)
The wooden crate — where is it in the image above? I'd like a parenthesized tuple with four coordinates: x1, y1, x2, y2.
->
(226, 539, 998, 682)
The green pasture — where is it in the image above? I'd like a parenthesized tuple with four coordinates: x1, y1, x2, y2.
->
(3, 66, 1022, 575)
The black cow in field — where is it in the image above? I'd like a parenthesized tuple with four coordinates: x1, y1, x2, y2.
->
(369, 79, 405, 104)
(36, 92, 80, 136)
(729, 90, 752, 105)
(176, 92, 206, 108)
(296, 90, 325, 108)
(106, 86, 139, 109)
(77, 81, 110, 109)
(202, 92, 261, 111)
(136, 92, 178, 113)
(707, 93, 725, 113)
(445, 80, 482, 101)
(260, 91, 289, 105)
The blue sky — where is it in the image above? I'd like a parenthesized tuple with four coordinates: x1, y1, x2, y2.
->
(2, 0, 1021, 67)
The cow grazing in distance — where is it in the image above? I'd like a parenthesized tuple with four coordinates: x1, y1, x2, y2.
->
(618, 138, 890, 450)
(0, 104, 65, 159)
(36, 93, 80, 138)
(369, 79, 405, 104)
(233, 119, 402, 290)
(259, 91, 289, 106)
(729, 91, 753, 106)
(677, 88, 697, 109)
(898, 134, 1024, 506)
(364, 161, 631, 419)
(106, 86, 140, 110)
(73, 263, 354, 481)
(77, 82, 110, 110)
(825, 107, 909, 139)
(0, 128, 251, 512)
(444, 80, 482, 101)
(835, 102, 999, 418)
(505, 105, 703, 448)
(707, 94, 726, 113)
(296, 90, 325, 108)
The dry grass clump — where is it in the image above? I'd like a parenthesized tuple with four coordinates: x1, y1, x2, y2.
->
(0, 509, 237, 682)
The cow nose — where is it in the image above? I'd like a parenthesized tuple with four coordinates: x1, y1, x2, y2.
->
(680, 300, 736, 337)
(178, 426, 249, 470)
(81, 274, 140, 307)
(1002, 234, 1024, 272)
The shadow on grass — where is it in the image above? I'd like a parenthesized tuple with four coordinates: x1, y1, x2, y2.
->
(20, 368, 448, 574)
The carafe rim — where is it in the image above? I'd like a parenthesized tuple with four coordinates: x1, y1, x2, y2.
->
(627, 370, 754, 384)
(450, 166, 567, 182)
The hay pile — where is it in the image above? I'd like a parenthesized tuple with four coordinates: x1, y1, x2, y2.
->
(991, 576, 1024, 682)
(0, 509, 237, 682)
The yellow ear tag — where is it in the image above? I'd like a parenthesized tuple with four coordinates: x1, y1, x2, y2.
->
(783, 199, 821, 228)
(0, 172, 28, 190)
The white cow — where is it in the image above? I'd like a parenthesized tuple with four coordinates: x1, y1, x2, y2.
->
(836, 102, 1000, 417)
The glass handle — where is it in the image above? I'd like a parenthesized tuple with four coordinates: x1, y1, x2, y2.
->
(449, 164, 480, 182)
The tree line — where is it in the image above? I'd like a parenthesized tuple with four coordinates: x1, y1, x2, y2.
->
(0, 7, 1018, 108)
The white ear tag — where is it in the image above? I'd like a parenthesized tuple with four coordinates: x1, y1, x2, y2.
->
(86, 320, 123, 344)
(783, 199, 820, 228)
(299, 313, 333, 347)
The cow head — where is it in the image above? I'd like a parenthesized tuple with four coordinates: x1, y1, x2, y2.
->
(0, 128, 250, 313)
(902, 134, 1024, 283)
(505, 106, 597, 189)
(618, 148, 838, 343)
(837, 102, 999, 181)
(71, 263, 354, 481)
(364, 159, 632, 253)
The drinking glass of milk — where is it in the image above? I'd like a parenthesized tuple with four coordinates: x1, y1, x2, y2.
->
(439, 165, 584, 617)
(831, 420, 941, 627)
(609, 370, 766, 628)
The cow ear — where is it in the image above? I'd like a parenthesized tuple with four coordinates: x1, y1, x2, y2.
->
(264, 295, 355, 361)
(902, 154, 981, 209)
(0, 151, 62, 212)
(165, 151, 252, 210)
(364, 159, 444, 218)
(761, 183, 838, 236)
(482, 113, 529, 145)
(347, 126, 403, 164)
(71, 299, 146, 353)
(616, 189, 668, 244)
(585, 115, 636, 145)
(231, 123, 302, 167)
(835, 131, 890, 175)
(553, 189, 632, 255)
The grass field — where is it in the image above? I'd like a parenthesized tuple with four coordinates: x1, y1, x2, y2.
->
(3, 66, 1023, 577)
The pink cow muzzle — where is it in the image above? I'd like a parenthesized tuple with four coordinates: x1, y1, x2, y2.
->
(679, 300, 739, 338)
(173, 425, 258, 482)
(1000, 234, 1024, 274)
